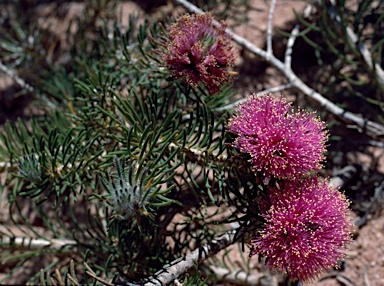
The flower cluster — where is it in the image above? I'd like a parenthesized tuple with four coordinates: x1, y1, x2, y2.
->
(251, 177, 351, 282)
(161, 13, 236, 94)
(227, 94, 352, 282)
(227, 94, 328, 179)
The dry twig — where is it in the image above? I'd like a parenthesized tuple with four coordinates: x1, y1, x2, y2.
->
(0, 236, 78, 251)
(116, 230, 237, 285)
(0, 59, 56, 109)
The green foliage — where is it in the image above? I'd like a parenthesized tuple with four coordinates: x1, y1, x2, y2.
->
(0, 1, 248, 285)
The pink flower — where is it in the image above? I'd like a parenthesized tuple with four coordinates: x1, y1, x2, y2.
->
(162, 13, 236, 94)
(251, 177, 352, 282)
(227, 94, 328, 179)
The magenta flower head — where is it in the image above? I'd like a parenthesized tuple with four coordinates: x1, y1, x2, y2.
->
(227, 94, 328, 179)
(161, 13, 236, 94)
(251, 177, 352, 282)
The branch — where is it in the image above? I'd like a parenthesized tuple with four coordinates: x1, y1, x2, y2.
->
(266, 0, 277, 55)
(284, 4, 313, 69)
(215, 83, 293, 112)
(173, 0, 384, 139)
(284, 24, 299, 69)
(116, 230, 236, 286)
(0, 60, 35, 94)
(0, 236, 78, 251)
(0, 59, 57, 109)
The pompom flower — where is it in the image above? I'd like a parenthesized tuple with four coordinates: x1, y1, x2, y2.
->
(251, 177, 352, 282)
(227, 94, 328, 179)
(161, 13, 236, 94)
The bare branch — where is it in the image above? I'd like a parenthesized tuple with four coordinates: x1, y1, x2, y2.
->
(173, 0, 384, 139)
(0, 59, 57, 109)
(284, 24, 299, 69)
(0, 60, 35, 94)
(116, 230, 236, 286)
(215, 83, 293, 112)
(285, 4, 312, 69)
(266, 0, 277, 55)
(0, 236, 78, 251)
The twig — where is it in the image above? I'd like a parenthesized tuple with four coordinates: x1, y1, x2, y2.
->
(266, 0, 277, 55)
(284, 24, 299, 69)
(55, 268, 65, 286)
(84, 262, 114, 286)
(215, 83, 293, 112)
(173, 0, 384, 139)
(0, 59, 56, 109)
(285, 4, 313, 68)
(116, 230, 236, 286)
(0, 60, 35, 94)
(0, 236, 78, 251)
